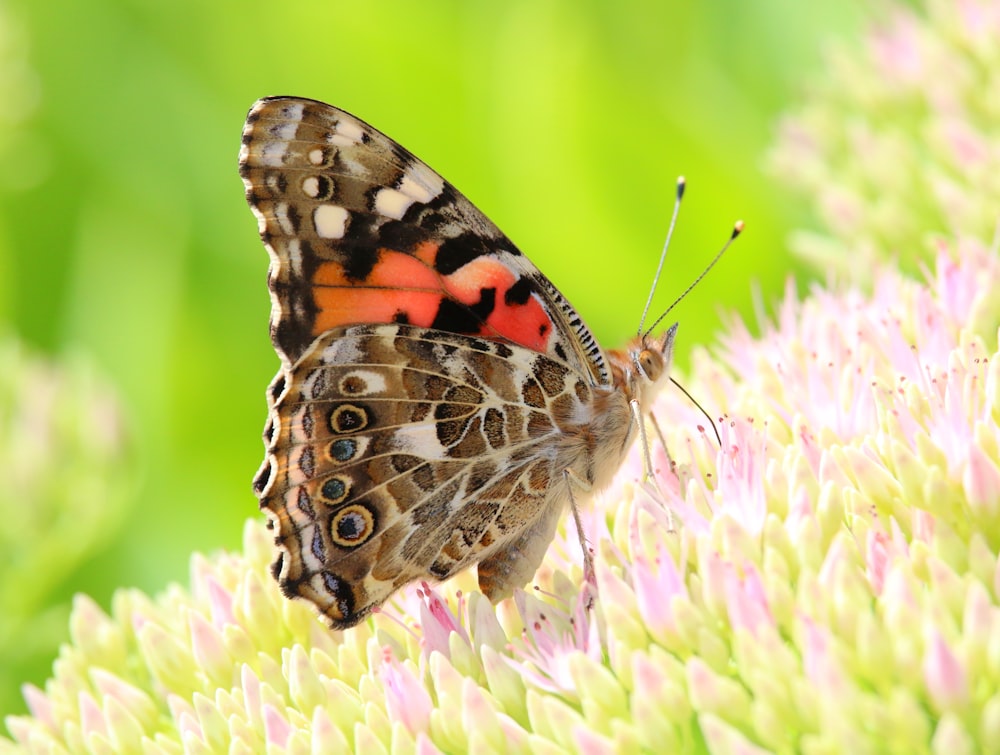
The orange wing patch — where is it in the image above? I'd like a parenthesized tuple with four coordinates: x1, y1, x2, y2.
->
(446, 258, 552, 352)
(310, 244, 554, 354)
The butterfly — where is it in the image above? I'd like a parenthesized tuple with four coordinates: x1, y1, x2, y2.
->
(240, 96, 683, 629)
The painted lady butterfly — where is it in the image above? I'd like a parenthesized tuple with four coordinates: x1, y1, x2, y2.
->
(240, 96, 689, 629)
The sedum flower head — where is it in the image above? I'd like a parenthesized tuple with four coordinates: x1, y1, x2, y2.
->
(5, 242, 1000, 754)
(768, 0, 1000, 279)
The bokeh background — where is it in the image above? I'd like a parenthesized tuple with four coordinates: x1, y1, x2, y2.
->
(0, 0, 866, 717)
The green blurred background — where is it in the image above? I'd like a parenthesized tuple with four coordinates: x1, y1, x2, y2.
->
(0, 0, 865, 717)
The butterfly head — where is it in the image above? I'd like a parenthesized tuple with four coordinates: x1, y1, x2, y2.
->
(615, 322, 678, 411)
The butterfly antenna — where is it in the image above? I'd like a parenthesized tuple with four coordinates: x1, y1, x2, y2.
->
(643, 219, 744, 339)
(669, 377, 723, 446)
(637, 177, 686, 337)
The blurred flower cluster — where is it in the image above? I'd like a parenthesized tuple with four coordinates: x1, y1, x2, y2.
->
(5, 0, 1000, 752)
(768, 0, 1000, 279)
(0, 337, 131, 723)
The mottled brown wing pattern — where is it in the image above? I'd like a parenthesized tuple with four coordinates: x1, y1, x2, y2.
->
(254, 324, 596, 628)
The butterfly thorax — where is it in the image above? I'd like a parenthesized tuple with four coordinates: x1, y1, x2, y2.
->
(553, 323, 678, 497)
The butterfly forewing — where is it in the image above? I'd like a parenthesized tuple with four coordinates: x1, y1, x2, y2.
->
(239, 97, 607, 380)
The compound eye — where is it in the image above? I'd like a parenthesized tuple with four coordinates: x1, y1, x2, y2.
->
(637, 349, 662, 381)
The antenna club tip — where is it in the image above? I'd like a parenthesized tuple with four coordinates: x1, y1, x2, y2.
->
(732, 219, 745, 238)
(676, 176, 686, 199)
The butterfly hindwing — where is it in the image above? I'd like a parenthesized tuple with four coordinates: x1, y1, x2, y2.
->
(255, 324, 592, 627)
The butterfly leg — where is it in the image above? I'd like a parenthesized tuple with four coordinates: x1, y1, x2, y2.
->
(630, 399, 676, 532)
(561, 469, 597, 610)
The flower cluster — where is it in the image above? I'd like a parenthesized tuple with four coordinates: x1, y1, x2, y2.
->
(768, 0, 1000, 279)
(6, 237, 998, 753)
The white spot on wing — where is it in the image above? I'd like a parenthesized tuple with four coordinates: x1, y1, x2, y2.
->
(275, 203, 295, 235)
(391, 425, 450, 458)
(260, 141, 287, 167)
(286, 239, 303, 276)
(339, 369, 388, 396)
(374, 187, 414, 220)
(314, 337, 364, 365)
(399, 170, 444, 203)
(273, 118, 299, 141)
(302, 176, 320, 198)
(337, 120, 365, 143)
(308, 148, 325, 165)
(352, 436, 370, 456)
(313, 205, 349, 239)
(283, 102, 305, 123)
